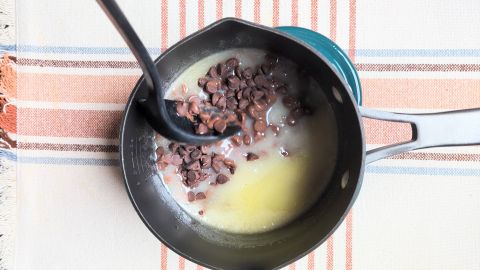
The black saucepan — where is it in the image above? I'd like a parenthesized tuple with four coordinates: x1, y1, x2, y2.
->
(120, 18, 480, 270)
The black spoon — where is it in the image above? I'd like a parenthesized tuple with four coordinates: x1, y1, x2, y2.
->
(97, 0, 240, 144)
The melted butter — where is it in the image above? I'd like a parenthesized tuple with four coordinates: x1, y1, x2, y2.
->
(203, 152, 312, 233)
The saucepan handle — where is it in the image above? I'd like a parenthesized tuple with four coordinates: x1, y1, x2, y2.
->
(360, 107, 480, 164)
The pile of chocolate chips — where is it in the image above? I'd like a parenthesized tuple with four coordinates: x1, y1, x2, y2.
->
(157, 54, 309, 201)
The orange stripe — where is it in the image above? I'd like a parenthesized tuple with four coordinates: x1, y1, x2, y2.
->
(311, 0, 318, 31)
(179, 0, 186, 39)
(253, 0, 261, 23)
(364, 118, 412, 145)
(198, 0, 205, 28)
(179, 256, 186, 270)
(216, 0, 223, 20)
(362, 78, 480, 109)
(307, 252, 315, 270)
(161, 244, 168, 270)
(345, 211, 353, 270)
(235, 0, 242, 17)
(273, 0, 280, 26)
(291, 0, 298, 26)
(348, 0, 356, 62)
(326, 236, 334, 270)
(17, 73, 136, 103)
(161, 0, 168, 51)
(18, 108, 122, 138)
(329, 0, 337, 41)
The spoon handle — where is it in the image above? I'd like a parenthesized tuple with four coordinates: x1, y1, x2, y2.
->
(96, 0, 160, 93)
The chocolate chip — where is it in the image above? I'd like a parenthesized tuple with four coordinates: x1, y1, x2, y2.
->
(286, 113, 296, 126)
(225, 89, 235, 98)
(189, 102, 200, 115)
(190, 149, 202, 160)
(185, 145, 197, 152)
(254, 131, 265, 142)
(246, 152, 259, 161)
(195, 192, 207, 200)
(242, 87, 252, 99)
(187, 191, 195, 202)
(187, 170, 197, 181)
(168, 143, 179, 153)
(178, 146, 188, 157)
(199, 112, 210, 124)
(254, 75, 267, 87)
(200, 155, 211, 169)
(247, 105, 266, 120)
(225, 58, 239, 68)
(265, 92, 277, 105)
(217, 63, 227, 77)
(252, 90, 265, 100)
(185, 160, 201, 170)
(208, 66, 220, 78)
(212, 92, 223, 106)
(242, 68, 253, 79)
(280, 149, 289, 157)
(246, 79, 256, 87)
(253, 99, 268, 111)
(226, 97, 238, 110)
(223, 158, 236, 171)
(176, 101, 189, 117)
(195, 123, 208, 135)
(188, 95, 201, 104)
(213, 119, 227, 133)
(156, 146, 165, 160)
(207, 115, 221, 129)
(211, 160, 222, 173)
(200, 145, 209, 154)
(243, 134, 251, 145)
(171, 154, 183, 166)
(253, 120, 267, 132)
(239, 79, 248, 89)
(216, 174, 229, 184)
(235, 66, 243, 77)
(198, 210, 204, 215)
(198, 77, 208, 87)
(216, 96, 227, 110)
(225, 113, 238, 123)
(205, 79, 220, 94)
(227, 76, 241, 90)
(231, 135, 242, 146)
(269, 124, 280, 136)
(238, 99, 249, 110)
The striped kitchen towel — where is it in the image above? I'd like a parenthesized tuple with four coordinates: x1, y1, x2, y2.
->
(1, 0, 479, 269)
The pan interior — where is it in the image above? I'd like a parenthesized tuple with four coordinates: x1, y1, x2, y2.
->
(120, 18, 364, 270)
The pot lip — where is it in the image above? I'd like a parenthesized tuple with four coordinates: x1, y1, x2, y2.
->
(119, 17, 367, 270)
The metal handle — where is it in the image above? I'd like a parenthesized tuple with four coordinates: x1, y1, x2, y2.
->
(361, 107, 480, 164)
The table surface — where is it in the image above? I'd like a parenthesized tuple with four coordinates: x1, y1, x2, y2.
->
(1, 0, 480, 269)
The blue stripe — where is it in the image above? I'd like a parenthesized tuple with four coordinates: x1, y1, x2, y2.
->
(2, 149, 479, 176)
(1, 45, 161, 55)
(366, 165, 480, 177)
(356, 49, 480, 57)
(0, 149, 17, 161)
(3, 45, 480, 57)
(17, 156, 119, 166)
